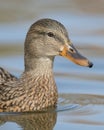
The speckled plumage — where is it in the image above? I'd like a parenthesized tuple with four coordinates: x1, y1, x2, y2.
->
(0, 18, 93, 112)
(0, 68, 57, 112)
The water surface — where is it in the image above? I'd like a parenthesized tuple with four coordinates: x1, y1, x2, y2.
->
(0, 0, 104, 130)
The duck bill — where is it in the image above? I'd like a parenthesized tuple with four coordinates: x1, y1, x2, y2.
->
(59, 44, 93, 68)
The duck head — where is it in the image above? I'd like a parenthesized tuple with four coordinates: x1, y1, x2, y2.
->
(25, 18, 93, 71)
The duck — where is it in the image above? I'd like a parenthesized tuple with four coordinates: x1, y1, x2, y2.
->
(0, 18, 93, 112)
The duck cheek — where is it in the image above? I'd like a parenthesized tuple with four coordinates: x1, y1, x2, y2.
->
(43, 44, 59, 56)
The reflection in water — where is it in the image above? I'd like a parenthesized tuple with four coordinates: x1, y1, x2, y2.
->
(0, 111, 57, 130)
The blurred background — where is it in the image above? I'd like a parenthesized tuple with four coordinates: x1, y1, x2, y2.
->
(0, 0, 104, 130)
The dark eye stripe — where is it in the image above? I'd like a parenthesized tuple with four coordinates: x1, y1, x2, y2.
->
(33, 30, 64, 44)
(55, 35, 64, 44)
(47, 32, 64, 44)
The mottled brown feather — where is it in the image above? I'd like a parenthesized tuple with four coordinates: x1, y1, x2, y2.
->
(0, 19, 67, 112)
(0, 18, 89, 112)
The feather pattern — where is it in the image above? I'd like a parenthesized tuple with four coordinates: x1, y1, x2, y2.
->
(0, 18, 92, 112)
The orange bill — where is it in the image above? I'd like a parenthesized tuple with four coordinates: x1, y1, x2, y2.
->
(59, 44, 93, 68)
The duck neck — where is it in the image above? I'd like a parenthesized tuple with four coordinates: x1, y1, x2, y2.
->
(24, 56, 54, 75)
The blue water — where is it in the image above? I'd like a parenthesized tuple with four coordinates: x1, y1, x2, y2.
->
(0, 0, 104, 130)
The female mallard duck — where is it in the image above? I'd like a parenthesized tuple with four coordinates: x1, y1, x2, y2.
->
(0, 18, 93, 112)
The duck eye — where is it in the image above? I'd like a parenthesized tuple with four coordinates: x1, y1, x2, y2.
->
(47, 32, 54, 37)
